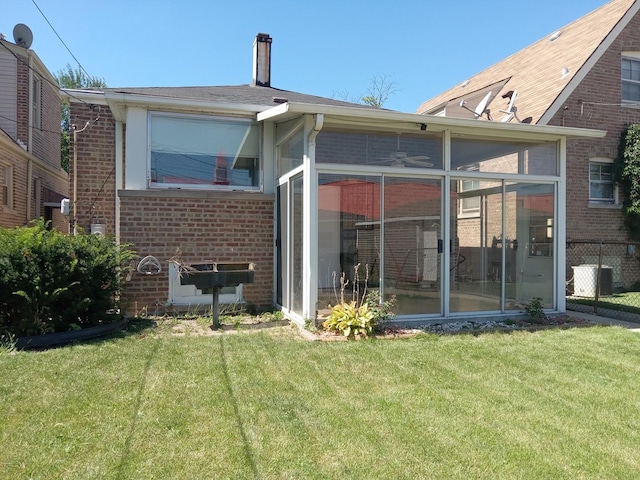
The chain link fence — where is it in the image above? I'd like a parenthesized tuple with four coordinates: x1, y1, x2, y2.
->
(566, 240, 640, 322)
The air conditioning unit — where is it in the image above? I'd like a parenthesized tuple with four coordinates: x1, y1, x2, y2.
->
(571, 264, 613, 297)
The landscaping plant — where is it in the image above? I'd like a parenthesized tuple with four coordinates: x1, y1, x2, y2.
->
(322, 264, 395, 338)
(0, 220, 135, 337)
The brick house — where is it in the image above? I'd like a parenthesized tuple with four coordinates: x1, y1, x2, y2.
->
(0, 28, 68, 231)
(66, 33, 602, 325)
(416, 0, 640, 293)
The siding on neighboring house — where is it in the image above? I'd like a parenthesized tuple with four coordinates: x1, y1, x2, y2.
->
(0, 40, 68, 230)
(0, 50, 17, 139)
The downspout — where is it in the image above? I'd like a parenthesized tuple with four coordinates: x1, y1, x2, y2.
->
(304, 113, 323, 322)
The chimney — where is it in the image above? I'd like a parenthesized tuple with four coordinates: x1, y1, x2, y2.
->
(252, 33, 272, 87)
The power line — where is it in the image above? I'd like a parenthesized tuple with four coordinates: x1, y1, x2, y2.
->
(0, 41, 91, 108)
(30, 0, 93, 81)
(0, 112, 63, 137)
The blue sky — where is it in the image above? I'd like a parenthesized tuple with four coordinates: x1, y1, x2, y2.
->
(7, 0, 608, 112)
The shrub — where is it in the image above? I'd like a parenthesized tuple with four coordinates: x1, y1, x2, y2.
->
(322, 264, 395, 338)
(616, 124, 640, 241)
(524, 297, 547, 324)
(0, 220, 135, 337)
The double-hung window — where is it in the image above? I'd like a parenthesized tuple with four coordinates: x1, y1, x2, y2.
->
(149, 113, 260, 190)
(1, 164, 13, 209)
(622, 56, 640, 102)
(589, 160, 616, 204)
(32, 77, 41, 130)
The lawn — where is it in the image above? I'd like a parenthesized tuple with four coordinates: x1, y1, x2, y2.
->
(2, 322, 640, 479)
(568, 291, 640, 315)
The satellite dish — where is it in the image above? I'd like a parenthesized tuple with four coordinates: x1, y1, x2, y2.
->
(13, 24, 33, 49)
(459, 91, 492, 119)
(474, 91, 492, 118)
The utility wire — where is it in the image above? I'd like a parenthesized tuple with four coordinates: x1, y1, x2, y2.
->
(30, 0, 93, 81)
(0, 112, 63, 137)
(0, 41, 92, 108)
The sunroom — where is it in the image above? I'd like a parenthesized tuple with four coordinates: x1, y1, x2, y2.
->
(261, 103, 604, 326)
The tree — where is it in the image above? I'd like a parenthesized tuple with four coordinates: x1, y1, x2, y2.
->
(360, 74, 398, 108)
(333, 73, 398, 108)
(55, 64, 107, 171)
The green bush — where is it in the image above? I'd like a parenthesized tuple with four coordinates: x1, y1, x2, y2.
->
(0, 220, 135, 337)
(616, 124, 640, 240)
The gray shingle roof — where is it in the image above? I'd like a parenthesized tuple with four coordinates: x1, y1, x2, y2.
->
(105, 84, 370, 109)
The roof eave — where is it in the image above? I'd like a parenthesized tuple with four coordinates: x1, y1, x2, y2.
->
(258, 102, 606, 139)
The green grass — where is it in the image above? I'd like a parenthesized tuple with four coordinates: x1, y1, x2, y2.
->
(568, 291, 640, 314)
(2, 324, 640, 479)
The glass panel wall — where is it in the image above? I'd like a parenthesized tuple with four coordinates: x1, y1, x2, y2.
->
(450, 179, 503, 312)
(451, 137, 558, 176)
(278, 127, 304, 177)
(291, 175, 304, 315)
(317, 174, 381, 316)
(383, 176, 441, 315)
(317, 131, 443, 169)
(509, 182, 555, 308)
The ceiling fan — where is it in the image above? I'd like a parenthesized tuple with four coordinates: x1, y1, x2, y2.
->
(383, 135, 432, 167)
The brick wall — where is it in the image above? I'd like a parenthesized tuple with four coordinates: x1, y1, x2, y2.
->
(119, 193, 274, 314)
(70, 103, 116, 233)
(70, 101, 275, 315)
(547, 11, 640, 242)
(16, 56, 28, 148)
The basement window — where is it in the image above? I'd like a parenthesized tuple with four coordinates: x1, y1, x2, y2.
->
(167, 262, 243, 307)
(149, 112, 260, 190)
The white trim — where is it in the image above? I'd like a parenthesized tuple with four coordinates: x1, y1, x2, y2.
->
(115, 121, 124, 244)
(557, 138, 566, 312)
(1, 162, 13, 211)
(258, 102, 606, 139)
(539, 1, 640, 124)
(588, 158, 618, 205)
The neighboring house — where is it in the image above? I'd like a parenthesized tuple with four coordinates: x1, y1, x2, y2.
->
(66, 33, 602, 326)
(416, 0, 640, 292)
(0, 27, 68, 230)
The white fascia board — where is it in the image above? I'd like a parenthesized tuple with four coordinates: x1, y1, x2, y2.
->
(258, 102, 606, 140)
(539, 2, 640, 125)
(61, 88, 109, 105)
(102, 91, 267, 122)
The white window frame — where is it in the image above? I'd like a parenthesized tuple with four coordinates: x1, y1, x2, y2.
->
(147, 111, 261, 191)
(2, 163, 14, 211)
(167, 262, 244, 307)
(589, 157, 617, 205)
(622, 53, 640, 103)
(32, 77, 41, 129)
(458, 165, 480, 217)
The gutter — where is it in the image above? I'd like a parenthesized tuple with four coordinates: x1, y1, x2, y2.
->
(257, 102, 606, 140)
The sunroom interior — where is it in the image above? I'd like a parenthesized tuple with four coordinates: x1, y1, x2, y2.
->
(260, 103, 603, 326)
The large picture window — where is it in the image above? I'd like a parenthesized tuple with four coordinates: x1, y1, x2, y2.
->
(149, 113, 260, 190)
